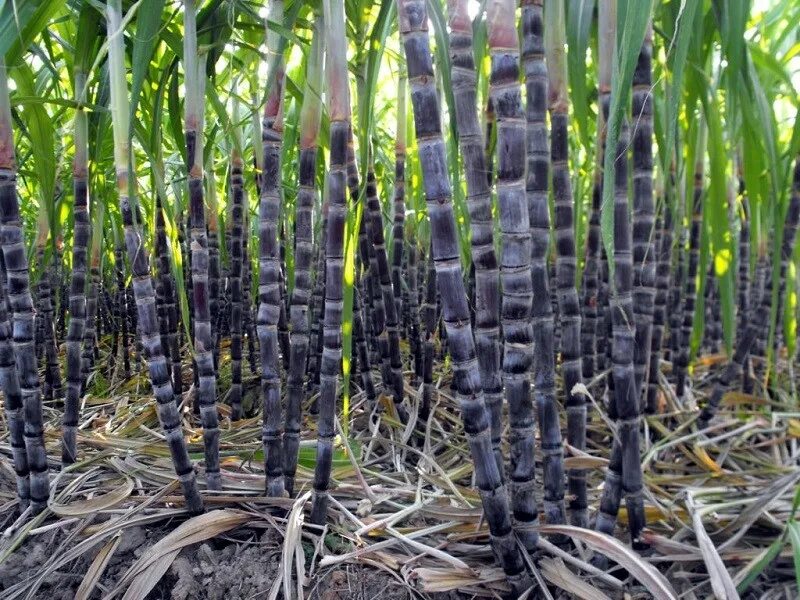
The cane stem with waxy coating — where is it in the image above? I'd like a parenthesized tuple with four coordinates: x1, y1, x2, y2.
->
(207, 166, 221, 372)
(106, 0, 203, 512)
(0, 259, 27, 507)
(736, 172, 753, 393)
(544, 0, 585, 528)
(594, 0, 647, 546)
(631, 24, 656, 402)
(582, 153, 602, 386)
(647, 199, 673, 414)
(489, 0, 539, 550)
(62, 70, 91, 464)
(82, 236, 101, 388)
(594, 85, 646, 546)
(446, 0, 503, 473)
(0, 61, 49, 513)
(521, 0, 568, 532)
(258, 0, 288, 497)
(283, 18, 323, 496)
(229, 89, 246, 421)
(155, 194, 181, 402)
(364, 168, 406, 420)
(420, 246, 437, 420)
(184, 0, 221, 491)
(310, 0, 350, 524)
(35, 221, 62, 403)
(392, 73, 407, 341)
(396, 0, 525, 582)
(675, 123, 706, 398)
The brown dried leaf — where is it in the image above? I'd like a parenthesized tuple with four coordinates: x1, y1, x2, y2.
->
(540, 557, 613, 600)
(50, 476, 135, 516)
(75, 533, 121, 600)
(536, 525, 677, 600)
(112, 509, 250, 599)
(686, 494, 740, 600)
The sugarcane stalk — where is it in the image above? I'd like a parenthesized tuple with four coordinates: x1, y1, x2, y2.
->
(155, 194, 181, 401)
(594, 0, 647, 547)
(488, 0, 540, 550)
(736, 169, 753, 393)
(631, 24, 656, 400)
(353, 152, 380, 368)
(229, 87, 247, 421)
(0, 61, 49, 513)
(675, 123, 706, 398)
(207, 166, 221, 372)
(81, 236, 101, 389)
(308, 205, 326, 400)
(62, 70, 91, 464)
(521, 0, 569, 531)
(35, 221, 62, 403)
(106, 0, 203, 512)
(310, 0, 350, 524)
(283, 17, 324, 496)
(407, 244, 422, 388)
(581, 160, 602, 385)
(391, 73, 407, 344)
(397, 0, 525, 583)
(364, 168, 406, 420)
(446, 0, 503, 474)
(0, 260, 28, 508)
(184, 0, 221, 491)
(258, 0, 287, 497)
(647, 199, 673, 414)
(544, 0, 585, 528)
(419, 246, 437, 421)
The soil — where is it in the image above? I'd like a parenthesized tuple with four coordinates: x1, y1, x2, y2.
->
(0, 521, 462, 600)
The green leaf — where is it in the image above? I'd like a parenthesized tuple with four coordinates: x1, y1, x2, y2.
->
(717, 0, 749, 82)
(240, 436, 361, 470)
(735, 535, 785, 594)
(792, 485, 800, 517)
(205, 84, 234, 149)
(10, 95, 104, 110)
(566, 0, 595, 150)
(167, 66, 185, 165)
(130, 0, 166, 126)
(358, 0, 394, 175)
(702, 92, 736, 354)
(788, 521, 800, 591)
(73, 3, 102, 77)
(600, 0, 654, 284)
(740, 109, 767, 270)
(11, 63, 55, 221)
(149, 54, 174, 161)
(662, 0, 701, 176)
(1, 0, 66, 65)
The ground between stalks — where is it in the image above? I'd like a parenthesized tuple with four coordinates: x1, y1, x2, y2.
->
(0, 338, 799, 599)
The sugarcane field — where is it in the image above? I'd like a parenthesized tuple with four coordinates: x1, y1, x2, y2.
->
(3, 0, 800, 598)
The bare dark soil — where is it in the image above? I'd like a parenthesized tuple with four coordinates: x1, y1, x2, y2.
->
(0, 521, 440, 600)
